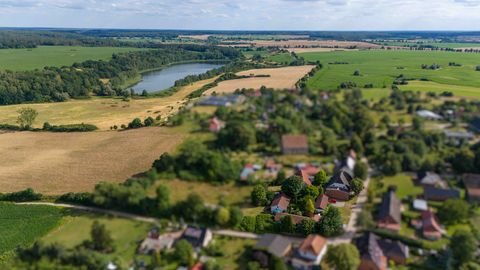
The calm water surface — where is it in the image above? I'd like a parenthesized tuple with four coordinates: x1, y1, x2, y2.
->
(131, 63, 223, 93)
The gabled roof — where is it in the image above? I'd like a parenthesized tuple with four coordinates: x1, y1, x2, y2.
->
(377, 238, 409, 262)
(299, 169, 312, 186)
(255, 234, 292, 258)
(298, 234, 327, 256)
(181, 226, 210, 248)
(271, 193, 291, 210)
(422, 210, 443, 234)
(281, 134, 308, 149)
(463, 173, 480, 198)
(423, 186, 460, 201)
(326, 170, 353, 191)
(418, 172, 445, 186)
(377, 190, 401, 224)
(356, 233, 387, 270)
(315, 194, 329, 210)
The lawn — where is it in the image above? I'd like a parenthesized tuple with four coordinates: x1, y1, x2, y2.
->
(42, 210, 151, 267)
(399, 80, 480, 99)
(379, 173, 423, 199)
(265, 52, 295, 64)
(0, 203, 64, 261)
(0, 46, 144, 71)
(301, 50, 480, 93)
(152, 179, 253, 206)
(211, 236, 255, 270)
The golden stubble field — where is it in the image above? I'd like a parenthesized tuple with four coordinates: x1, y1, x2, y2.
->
(0, 127, 187, 195)
(205, 65, 315, 95)
(0, 77, 218, 131)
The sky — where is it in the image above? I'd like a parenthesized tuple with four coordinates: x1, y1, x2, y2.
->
(0, 0, 479, 30)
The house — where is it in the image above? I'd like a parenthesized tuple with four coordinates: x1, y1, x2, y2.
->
(274, 213, 321, 225)
(334, 149, 357, 172)
(295, 163, 320, 177)
(270, 194, 291, 214)
(463, 173, 480, 203)
(377, 238, 409, 265)
(265, 159, 282, 172)
(356, 233, 387, 270)
(138, 228, 183, 254)
(291, 235, 328, 270)
(416, 110, 443, 120)
(325, 170, 353, 201)
(412, 199, 428, 211)
(240, 167, 255, 181)
(444, 130, 474, 145)
(417, 172, 446, 188)
(421, 210, 445, 240)
(376, 189, 401, 232)
(254, 234, 293, 258)
(314, 194, 329, 213)
(469, 117, 480, 133)
(357, 233, 408, 270)
(281, 134, 309, 155)
(208, 117, 225, 133)
(298, 169, 313, 186)
(190, 263, 203, 270)
(196, 95, 245, 107)
(423, 186, 460, 201)
(180, 226, 213, 249)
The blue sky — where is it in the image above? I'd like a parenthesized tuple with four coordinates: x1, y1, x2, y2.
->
(0, 0, 479, 30)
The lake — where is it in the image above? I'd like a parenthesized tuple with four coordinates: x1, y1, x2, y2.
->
(130, 63, 223, 93)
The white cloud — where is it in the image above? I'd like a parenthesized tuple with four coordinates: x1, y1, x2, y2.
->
(0, 0, 478, 30)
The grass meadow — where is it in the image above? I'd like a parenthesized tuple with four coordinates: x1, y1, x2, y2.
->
(0, 203, 64, 261)
(0, 46, 144, 71)
(301, 50, 480, 97)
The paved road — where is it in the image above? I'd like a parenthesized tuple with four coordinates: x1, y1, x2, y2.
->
(328, 168, 371, 245)
(213, 230, 260, 239)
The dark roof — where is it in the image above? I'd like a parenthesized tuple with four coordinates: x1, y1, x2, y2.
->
(356, 233, 386, 270)
(423, 186, 460, 201)
(377, 190, 401, 224)
(469, 117, 480, 132)
(464, 173, 480, 189)
(281, 134, 308, 149)
(255, 234, 292, 258)
(326, 170, 353, 192)
(181, 226, 209, 248)
(377, 238, 409, 262)
(315, 194, 329, 210)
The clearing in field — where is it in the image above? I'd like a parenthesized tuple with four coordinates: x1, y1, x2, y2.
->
(205, 65, 314, 95)
(302, 50, 480, 95)
(0, 127, 187, 195)
(0, 46, 144, 71)
(0, 77, 217, 130)
(151, 180, 253, 206)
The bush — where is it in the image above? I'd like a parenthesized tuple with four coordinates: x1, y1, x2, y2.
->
(42, 123, 98, 132)
(0, 188, 42, 202)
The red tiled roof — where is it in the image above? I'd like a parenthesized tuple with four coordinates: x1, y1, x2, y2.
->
(422, 210, 443, 234)
(281, 134, 308, 149)
(315, 194, 329, 210)
(271, 194, 291, 210)
(299, 169, 312, 186)
(298, 234, 327, 256)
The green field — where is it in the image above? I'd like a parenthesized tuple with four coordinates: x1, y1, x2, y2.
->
(301, 50, 480, 96)
(376, 41, 480, 49)
(266, 52, 295, 64)
(42, 212, 151, 267)
(0, 46, 144, 71)
(0, 203, 64, 260)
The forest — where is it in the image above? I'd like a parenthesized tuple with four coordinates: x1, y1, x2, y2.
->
(0, 44, 241, 105)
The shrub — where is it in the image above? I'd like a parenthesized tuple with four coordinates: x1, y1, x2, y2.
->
(0, 188, 42, 202)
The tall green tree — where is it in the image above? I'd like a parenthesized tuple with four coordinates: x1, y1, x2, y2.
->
(281, 176, 304, 202)
(313, 170, 328, 187)
(316, 205, 343, 237)
(451, 230, 478, 267)
(90, 221, 113, 252)
(438, 199, 470, 225)
(325, 244, 360, 270)
(174, 239, 194, 267)
(280, 215, 295, 234)
(16, 107, 38, 129)
(251, 184, 268, 206)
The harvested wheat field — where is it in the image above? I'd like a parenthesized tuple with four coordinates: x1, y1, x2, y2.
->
(0, 127, 186, 194)
(0, 77, 217, 131)
(237, 39, 381, 49)
(205, 65, 314, 95)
